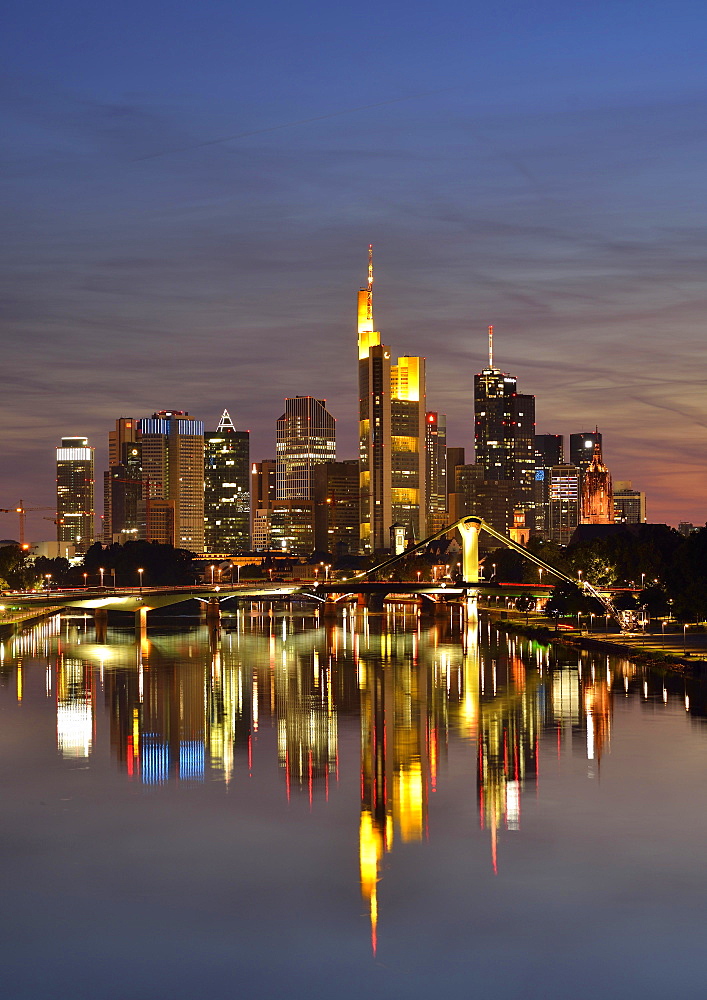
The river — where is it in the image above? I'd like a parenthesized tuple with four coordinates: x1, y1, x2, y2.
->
(1, 607, 706, 999)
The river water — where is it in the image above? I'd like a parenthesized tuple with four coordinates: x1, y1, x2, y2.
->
(2, 607, 707, 999)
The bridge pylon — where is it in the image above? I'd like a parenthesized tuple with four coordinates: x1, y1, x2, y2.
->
(457, 516, 482, 585)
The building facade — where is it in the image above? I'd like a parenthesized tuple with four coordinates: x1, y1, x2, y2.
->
(137, 411, 205, 553)
(548, 463, 580, 545)
(56, 436, 95, 551)
(473, 326, 535, 532)
(250, 459, 276, 550)
(425, 412, 447, 535)
(312, 460, 360, 556)
(204, 410, 250, 555)
(570, 431, 602, 476)
(613, 481, 647, 524)
(276, 397, 336, 501)
(390, 356, 426, 543)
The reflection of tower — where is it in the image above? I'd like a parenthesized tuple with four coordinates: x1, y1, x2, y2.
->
(140, 661, 206, 784)
(56, 656, 95, 758)
(208, 651, 252, 783)
(584, 677, 612, 763)
(476, 648, 540, 872)
(274, 645, 338, 799)
(358, 633, 428, 952)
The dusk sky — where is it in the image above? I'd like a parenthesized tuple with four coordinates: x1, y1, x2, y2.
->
(3, 0, 707, 539)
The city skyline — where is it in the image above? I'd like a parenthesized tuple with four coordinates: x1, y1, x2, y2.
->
(3, 1, 707, 538)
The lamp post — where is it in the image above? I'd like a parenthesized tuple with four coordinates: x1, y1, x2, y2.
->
(99, 567, 105, 589)
(45, 573, 52, 591)
(577, 569, 583, 586)
(83, 572, 88, 589)
(138, 568, 144, 593)
(683, 623, 687, 656)
(210, 565, 215, 586)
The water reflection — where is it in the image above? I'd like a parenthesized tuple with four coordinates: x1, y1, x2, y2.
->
(0, 608, 703, 956)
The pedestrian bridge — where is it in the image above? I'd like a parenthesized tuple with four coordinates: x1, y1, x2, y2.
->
(5, 516, 622, 630)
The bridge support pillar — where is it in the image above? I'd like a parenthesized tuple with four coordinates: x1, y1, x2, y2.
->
(206, 598, 221, 626)
(463, 591, 478, 624)
(94, 607, 108, 642)
(135, 606, 149, 635)
(457, 517, 482, 585)
(322, 597, 338, 619)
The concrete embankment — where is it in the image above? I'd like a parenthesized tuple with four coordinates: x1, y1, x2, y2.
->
(0, 608, 61, 640)
(484, 608, 707, 675)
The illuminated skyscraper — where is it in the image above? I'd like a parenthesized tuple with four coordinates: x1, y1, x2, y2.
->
(204, 410, 250, 555)
(276, 396, 335, 501)
(473, 326, 535, 532)
(56, 436, 95, 551)
(273, 396, 335, 554)
(357, 247, 426, 551)
(137, 410, 205, 553)
(549, 463, 580, 544)
(250, 459, 276, 550)
(425, 412, 447, 535)
(570, 430, 602, 476)
(103, 417, 141, 544)
(358, 247, 391, 553)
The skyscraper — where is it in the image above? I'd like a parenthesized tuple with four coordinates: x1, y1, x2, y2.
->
(273, 396, 335, 554)
(56, 436, 95, 551)
(391, 356, 426, 542)
(549, 463, 580, 545)
(358, 247, 391, 553)
(425, 412, 447, 535)
(570, 430, 602, 476)
(357, 248, 426, 551)
(204, 410, 250, 555)
(250, 459, 276, 550)
(312, 460, 360, 555)
(276, 396, 335, 500)
(137, 410, 205, 553)
(103, 417, 141, 544)
(534, 434, 564, 539)
(473, 326, 535, 532)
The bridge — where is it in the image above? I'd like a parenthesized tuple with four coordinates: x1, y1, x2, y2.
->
(3, 516, 622, 632)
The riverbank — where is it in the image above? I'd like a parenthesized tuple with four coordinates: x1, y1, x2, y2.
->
(484, 607, 707, 674)
(0, 607, 61, 640)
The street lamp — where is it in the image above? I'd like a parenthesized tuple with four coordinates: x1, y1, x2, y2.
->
(45, 573, 52, 591)
(417, 570, 422, 583)
(210, 565, 215, 586)
(683, 623, 688, 656)
(99, 567, 105, 588)
(577, 569, 583, 586)
(641, 572, 646, 589)
(83, 572, 88, 589)
(138, 568, 144, 593)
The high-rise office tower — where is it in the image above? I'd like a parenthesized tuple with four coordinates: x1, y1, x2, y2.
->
(549, 463, 580, 545)
(534, 434, 564, 539)
(613, 481, 647, 524)
(276, 396, 336, 500)
(580, 440, 613, 524)
(312, 460, 360, 555)
(137, 410, 205, 553)
(358, 247, 391, 553)
(357, 247, 426, 551)
(473, 326, 535, 532)
(273, 396, 335, 554)
(570, 430, 602, 476)
(391, 356, 426, 542)
(104, 441, 142, 544)
(204, 410, 250, 555)
(446, 446, 466, 525)
(250, 459, 276, 550)
(425, 412, 447, 535)
(56, 436, 95, 552)
(103, 417, 141, 544)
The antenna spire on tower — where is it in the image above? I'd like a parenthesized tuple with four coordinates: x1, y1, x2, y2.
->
(367, 244, 373, 324)
(488, 324, 494, 369)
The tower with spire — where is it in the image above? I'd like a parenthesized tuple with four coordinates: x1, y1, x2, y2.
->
(204, 409, 250, 555)
(357, 247, 426, 553)
(471, 326, 536, 533)
(580, 433, 614, 524)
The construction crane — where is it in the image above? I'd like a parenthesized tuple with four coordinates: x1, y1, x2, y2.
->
(0, 501, 58, 547)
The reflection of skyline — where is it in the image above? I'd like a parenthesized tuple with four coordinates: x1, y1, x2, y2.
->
(1, 611, 699, 950)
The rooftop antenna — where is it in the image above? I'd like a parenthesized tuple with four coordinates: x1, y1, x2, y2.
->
(488, 324, 494, 369)
(367, 244, 373, 325)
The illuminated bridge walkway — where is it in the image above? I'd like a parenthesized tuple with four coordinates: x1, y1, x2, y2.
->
(5, 517, 625, 633)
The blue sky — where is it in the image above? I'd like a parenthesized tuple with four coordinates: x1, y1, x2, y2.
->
(3, 0, 707, 537)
